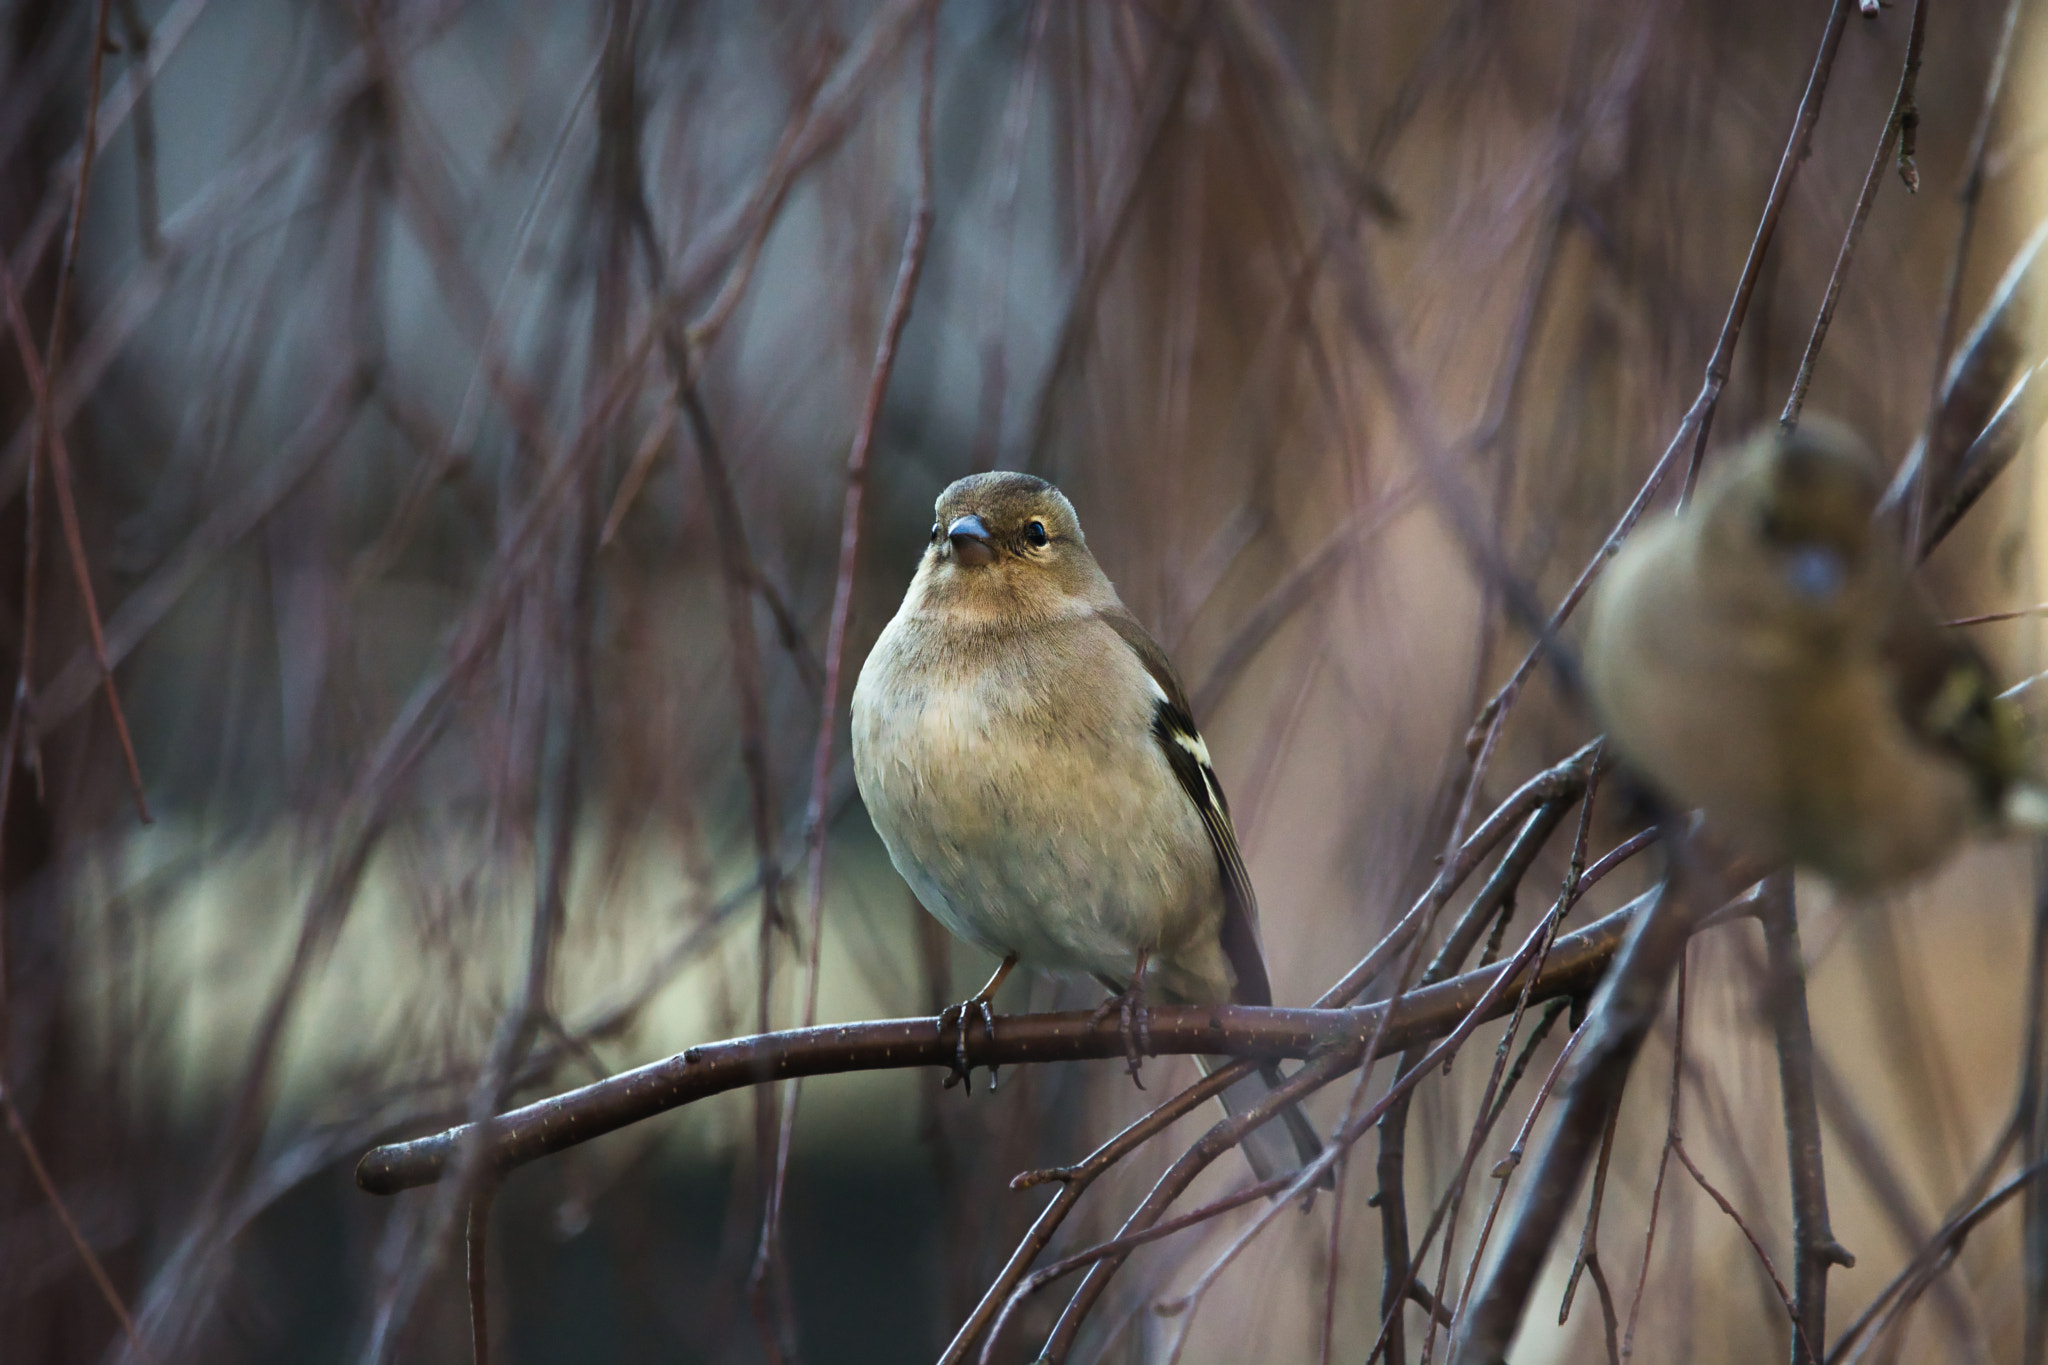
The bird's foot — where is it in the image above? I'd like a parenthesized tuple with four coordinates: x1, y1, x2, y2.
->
(938, 996, 998, 1093)
(938, 952, 1017, 1094)
(1090, 952, 1152, 1089)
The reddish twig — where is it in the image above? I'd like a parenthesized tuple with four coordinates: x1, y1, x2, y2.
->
(1620, 950, 1689, 1360)
(1453, 997, 1575, 1316)
(1762, 875, 1854, 1364)
(1558, 1094, 1623, 1361)
(0, 0, 211, 292)
(596, 399, 678, 548)
(1780, 0, 1929, 429)
(1019, 0, 1209, 472)
(1317, 1145, 1348, 1365)
(466, 1185, 494, 1365)
(1908, 0, 2026, 552)
(1059, 887, 1656, 1364)
(0, 1079, 153, 1360)
(760, 2, 937, 1335)
(969, 0, 1051, 468)
(1373, 799, 1577, 1361)
(672, 372, 793, 1359)
(938, 1056, 1255, 1364)
(2022, 843, 2048, 1365)
(34, 372, 367, 728)
(1671, 1139, 1817, 1364)
(1468, 0, 1855, 755)
(1, 255, 152, 825)
(1829, 1149, 2047, 1363)
(1676, 0, 1852, 501)
(2, 0, 150, 819)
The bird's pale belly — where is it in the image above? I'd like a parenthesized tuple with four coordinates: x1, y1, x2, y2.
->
(854, 673, 1228, 997)
(1602, 615, 1978, 889)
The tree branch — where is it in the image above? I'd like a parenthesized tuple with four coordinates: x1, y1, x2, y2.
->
(1762, 874, 1854, 1365)
(356, 897, 1643, 1196)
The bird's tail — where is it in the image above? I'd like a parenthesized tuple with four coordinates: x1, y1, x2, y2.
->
(1197, 1054, 1330, 1191)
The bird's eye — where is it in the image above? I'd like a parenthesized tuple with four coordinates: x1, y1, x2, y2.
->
(929, 522, 942, 545)
(1025, 520, 1049, 548)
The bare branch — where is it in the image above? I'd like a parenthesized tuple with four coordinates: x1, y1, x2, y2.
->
(1761, 875, 1854, 1364)
(357, 895, 1646, 1195)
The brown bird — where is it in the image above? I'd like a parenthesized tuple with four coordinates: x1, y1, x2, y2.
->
(851, 471, 1324, 1184)
(1584, 419, 2045, 891)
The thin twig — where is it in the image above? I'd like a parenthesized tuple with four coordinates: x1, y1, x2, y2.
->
(935, 698, 1588, 1363)
(1467, 0, 1855, 757)
(1375, 802, 1576, 1361)
(672, 371, 792, 1360)
(1318, 1146, 1347, 1365)
(1826, 1112, 2024, 1362)
(1678, 0, 1852, 501)
(1620, 950, 1688, 1361)
(466, 1185, 494, 1365)
(597, 398, 678, 546)
(1077, 887, 1655, 1365)
(1671, 1139, 1817, 1363)
(11, 0, 151, 825)
(982, 1045, 1358, 1365)
(1450, 839, 1730, 1365)
(1762, 874, 1854, 1364)
(1780, 0, 1929, 429)
(970, 0, 1051, 468)
(2023, 840, 2048, 1365)
(1558, 1093, 1622, 1346)
(1019, 0, 1209, 472)
(939, 1056, 1253, 1364)
(760, 4, 937, 1336)
(0, 1080, 153, 1360)
(113, 0, 162, 258)
(1832, 1153, 2048, 1363)
(1909, 0, 2026, 552)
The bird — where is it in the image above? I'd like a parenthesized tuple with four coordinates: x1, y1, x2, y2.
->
(1582, 417, 2045, 892)
(850, 470, 1325, 1185)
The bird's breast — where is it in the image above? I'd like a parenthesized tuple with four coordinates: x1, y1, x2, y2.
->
(849, 615, 1224, 988)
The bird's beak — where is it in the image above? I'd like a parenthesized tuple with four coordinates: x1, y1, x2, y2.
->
(947, 514, 996, 567)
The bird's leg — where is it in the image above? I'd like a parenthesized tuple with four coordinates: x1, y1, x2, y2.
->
(1090, 950, 1152, 1088)
(939, 952, 1017, 1093)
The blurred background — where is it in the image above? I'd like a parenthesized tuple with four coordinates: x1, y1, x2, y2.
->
(2, 0, 2047, 1361)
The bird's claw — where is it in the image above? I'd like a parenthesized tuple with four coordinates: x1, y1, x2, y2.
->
(1091, 980, 1151, 1089)
(938, 993, 1001, 1093)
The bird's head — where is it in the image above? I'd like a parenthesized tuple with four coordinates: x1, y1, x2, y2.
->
(906, 472, 1115, 623)
(1697, 416, 1888, 622)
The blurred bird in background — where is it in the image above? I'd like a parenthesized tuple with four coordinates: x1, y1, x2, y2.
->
(1584, 419, 2047, 891)
(851, 472, 1325, 1184)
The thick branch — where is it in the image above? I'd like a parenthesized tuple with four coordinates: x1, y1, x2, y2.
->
(1450, 849, 1710, 1364)
(356, 899, 1640, 1196)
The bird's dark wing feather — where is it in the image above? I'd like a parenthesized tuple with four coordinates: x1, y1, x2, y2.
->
(1881, 588, 2026, 805)
(1097, 605, 1272, 1008)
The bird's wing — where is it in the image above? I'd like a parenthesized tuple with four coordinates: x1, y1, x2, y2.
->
(1096, 605, 1274, 1008)
(1881, 586, 2028, 805)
